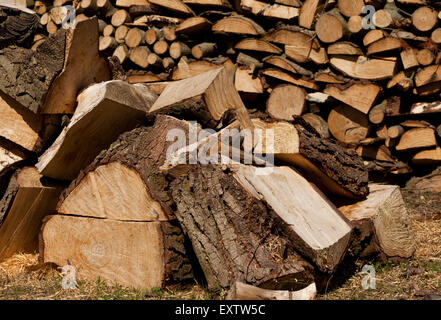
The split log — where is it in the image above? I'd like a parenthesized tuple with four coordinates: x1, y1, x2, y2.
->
(175, 17, 211, 34)
(150, 67, 252, 129)
(36, 80, 157, 180)
(234, 39, 281, 55)
(266, 84, 306, 121)
(339, 184, 415, 261)
(412, 147, 441, 165)
(42, 17, 111, 114)
(298, 0, 319, 29)
(412, 6, 438, 32)
(328, 42, 363, 56)
(0, 167, 63, 261)
(356, 145, 395, 162)
(285, 45, 328, 65)
(324, 82, 381, 114)
(401, 48, 419, 69)
(368, 100, 387, 125)
(169, 41, 191, 59)
(301, 113, 330, 139)
(99, 36, 118, 52)
(113, 44, 129, 64)
(0, 143, 26, 184)
(395, 128, 437, 151)
(240, 0, 299, 21)
(260, 69, 320, 90)
(212, 16, 265, 35)
(250, 118, 369, 199)
(363, 29, 386, 47)
(367, 37, 403, 56)
(328, 105, 370, 144)
(263, 56, 312, 77)
(0, 91, 42, 152)
(330, 56, 397, 80)
(42, 116, 208, 289)
(170, 162, 351, 286)
(148, 0, 195, 16)
(234, 67, 264, 96)
(129, 46, 151, 68)
(192, 42, 217, 59)
(171, 57, 234, 80)
(387, 125, 405, 139)
(227, 282, 317, 300)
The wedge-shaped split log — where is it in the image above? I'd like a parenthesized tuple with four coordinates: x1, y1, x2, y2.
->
(170, 163, 352, 290)
(150, 67, 252, 129)
(339, 184, 415, 261)
(36, 80, 157, 180)
(0, 167, 63, 262)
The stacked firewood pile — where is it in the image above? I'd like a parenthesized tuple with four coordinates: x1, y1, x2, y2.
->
(27, 0, 441, 175)
(0, 0, 430, 299)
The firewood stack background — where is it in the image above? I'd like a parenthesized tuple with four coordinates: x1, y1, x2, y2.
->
(0, 0, 439, 299)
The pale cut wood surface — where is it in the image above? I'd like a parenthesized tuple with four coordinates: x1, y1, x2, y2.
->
(41, 215, 165, 290)
(396, 128, 437, 151)
(324, 83, 381, 114)
(0, 167, 62, 261)
(36, 80, 157, 180)
(0, 92, 42, 152)
(339, 184, 415, 259)
(233, 164, 352, 272)
(58, 162, 169, 221)
(330, 56, 397, 80)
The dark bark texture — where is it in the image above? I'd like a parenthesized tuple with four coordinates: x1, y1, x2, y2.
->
(0, 30, 65, 113)
(0, 7, 39, 48)
(292, 116, 369, 198)
(170, 164, 315, 291)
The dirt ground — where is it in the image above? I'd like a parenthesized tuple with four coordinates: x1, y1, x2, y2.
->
(0, 188, 440, 300)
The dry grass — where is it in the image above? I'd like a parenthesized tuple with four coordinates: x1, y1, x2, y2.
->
(0, 189, 440, 300)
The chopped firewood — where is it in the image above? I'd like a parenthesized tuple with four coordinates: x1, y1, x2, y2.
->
(339, 184, 415, 260)
(150, 67, 252, 129)
(412, 147, 441, 165)
(234, 39, 282, 55)
(299, 0, 319, 29)
(324, 82, 382, 114)
(148, 0, 195, 16)
(36, 81, 157, 180)
(330, 56, 397, 80)
(396, 128, 437, 151)
(212, 15, 265, 35)
(260, 68, 320, 90)
(266, 84, 306, 121)
(412, 6, 438, 32)
(0, 167, 63, 261)
(328, 42, 363, 56)
(328, 105, 370, 144)
(175, 17, 211, 34)
(43, 18, 111, 114)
